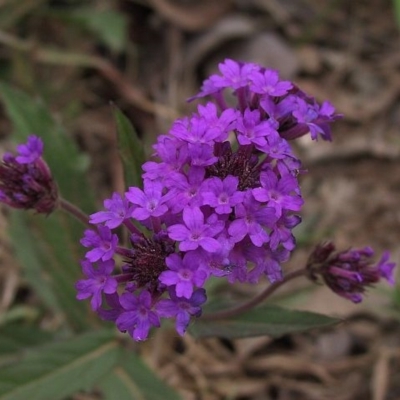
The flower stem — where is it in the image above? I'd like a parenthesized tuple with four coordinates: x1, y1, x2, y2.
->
(201, 268, 308, 321)
(123, 219, 142, 235)
(59, 197, 90, 227)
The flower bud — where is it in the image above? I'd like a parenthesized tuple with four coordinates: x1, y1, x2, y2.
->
(0, 135, 58, 214)
(307, 242, 395, 303)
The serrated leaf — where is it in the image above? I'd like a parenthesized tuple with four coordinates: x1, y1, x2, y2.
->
(0, 82, 97, 331)
(0, 329, 120, 400)
(114, 107, 145, 188)
(100, 351, 181, 400)
(189, 305, 340, 339)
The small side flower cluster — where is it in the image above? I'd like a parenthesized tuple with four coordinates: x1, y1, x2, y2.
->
(0, 135, 58, 214)
(76, 59, 341, 340)
(307, 242, 395, 303)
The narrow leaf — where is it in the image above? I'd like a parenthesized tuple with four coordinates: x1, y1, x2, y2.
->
(10, 211, 96, 331)
(0, 324, 53, 355)
(0, 329, 120, 400)
(395, 0, 400, 27)
(114, 107, 145, 188)
(190, 305, 340, 339)
(100, 351, 181, 400)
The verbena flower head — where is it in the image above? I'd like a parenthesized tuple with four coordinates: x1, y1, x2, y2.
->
(307, 242, 396, 303)
(76, 59, 343, 341)
(0, 135, 58, 214)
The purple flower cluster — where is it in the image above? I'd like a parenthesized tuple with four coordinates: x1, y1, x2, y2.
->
(307, 242, 395, 303)
(0, 135, 58, 214)
(76, 59, 341, 340)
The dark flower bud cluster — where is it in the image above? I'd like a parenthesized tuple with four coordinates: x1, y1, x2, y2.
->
(0, 135, 58, 214)
(307, 242, 395, 303)
(75, 59, 345, 341)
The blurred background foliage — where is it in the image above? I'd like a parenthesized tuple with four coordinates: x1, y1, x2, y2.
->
(0, 0, 399, 399)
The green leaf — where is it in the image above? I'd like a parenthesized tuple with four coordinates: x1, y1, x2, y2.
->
(394, 0, 400, 27)
(0, 329, 120, 400)
(56, 8, 128, 52)
(189, 305, 340, 339)
(114, 107, 145, 188)
(9, 211, 96, 331)
(100, 351, 182, 400)
(0, 82, 97, 331)
(0, 324, 53, 356)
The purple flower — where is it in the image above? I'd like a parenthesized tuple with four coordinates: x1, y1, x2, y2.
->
(75, 259, 117, 310)
(290, 98, 341, 141)
(307, 243, 396, 303)
(188, 75, 222, 100)
(143, 136, 189, 180)
(250, 69, 292, 97)
(202, 176, 244, 214)
(80, 225, 118, 262)
(228, 193, 276, 246)
(168, 207, 224, 252)
(187, 143, 218, 167)
(247, 247, 289, 284)
(259, 132, 294, 162)
(90, 192, 133, 229)
(76, 58, 346, 341)
(186, 235, 234, 278)
(98, 293, 124, 322)
(252, 170, 303, 218)
(165, 167, 207, 212)
(197, 102, 237, 142)
(126, 180, 170, 221)
(116, 290, 160, 341)
(235, 109, 278, 149)
(171, 115, 221, 144)
(159, 253, 207, 298)
(157, 288, 207, 336)
(377, 252, 396, 285)
(269, 213, 301, 251)
(213, 59, 260, 90)
(15, 135, 44, 164)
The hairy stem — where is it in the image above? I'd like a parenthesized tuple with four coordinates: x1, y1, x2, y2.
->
(202, 268, 308, 321)
(59, 197, 90, 227)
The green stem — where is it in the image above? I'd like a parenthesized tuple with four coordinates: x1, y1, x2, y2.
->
(201, 268, 308, 321)
(59, 197, 90, 227)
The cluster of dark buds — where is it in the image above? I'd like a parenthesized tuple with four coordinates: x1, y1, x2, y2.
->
(0, 135, 58, 214)
(1, 59, 396, 342)
(307, 242, 395, 303)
